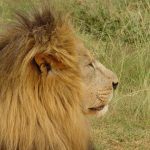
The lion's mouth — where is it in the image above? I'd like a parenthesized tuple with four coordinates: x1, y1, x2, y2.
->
(88, 105, 105, 111)
(88, 105, 109, 117)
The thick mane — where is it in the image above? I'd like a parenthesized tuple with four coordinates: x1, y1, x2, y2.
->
(16, 9, 55, 31)
(0, 8, 76, 75)
(0, 8, 55, 49)
(0, 7, 90, 150)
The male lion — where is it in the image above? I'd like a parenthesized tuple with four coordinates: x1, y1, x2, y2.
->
(0, 6, 118, 150)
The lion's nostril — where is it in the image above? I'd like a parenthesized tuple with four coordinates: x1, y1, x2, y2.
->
(112, 82, 118, 90)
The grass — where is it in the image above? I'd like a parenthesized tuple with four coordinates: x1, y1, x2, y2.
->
(0, 0, 150, 149)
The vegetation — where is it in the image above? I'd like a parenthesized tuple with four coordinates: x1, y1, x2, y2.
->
(0, 0, 150, 149)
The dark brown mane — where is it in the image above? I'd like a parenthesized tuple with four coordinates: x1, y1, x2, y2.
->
(0, 5, 91, 150)
(0, 8, 58, 50)
(0, 7, 72, 74)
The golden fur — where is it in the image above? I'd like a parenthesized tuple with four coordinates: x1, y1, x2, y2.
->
(0, 8, 92, 150)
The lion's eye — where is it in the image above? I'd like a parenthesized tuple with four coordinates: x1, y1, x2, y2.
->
(88, 62, 94, 68)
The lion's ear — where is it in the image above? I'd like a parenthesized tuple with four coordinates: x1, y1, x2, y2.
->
(34, 53, 52, 74)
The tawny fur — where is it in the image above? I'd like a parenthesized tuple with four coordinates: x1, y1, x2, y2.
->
(0, 7, 91, 150)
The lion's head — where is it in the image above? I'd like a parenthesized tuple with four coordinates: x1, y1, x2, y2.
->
(77, 42, 118, 117)
(0, 5, 118, 150)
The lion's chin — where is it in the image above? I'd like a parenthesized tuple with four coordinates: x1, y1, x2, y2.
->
(96, 105, 108, 117)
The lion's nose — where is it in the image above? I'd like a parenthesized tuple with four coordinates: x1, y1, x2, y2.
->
(111, 72, 119, 90)
(112, 82, 119, 90)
